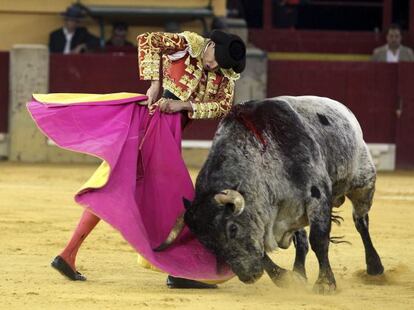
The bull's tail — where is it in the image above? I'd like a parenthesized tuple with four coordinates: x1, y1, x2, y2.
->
(331, 210, 344, 226)
(330, 210, 352, 245)
(330, 235, 352, 245)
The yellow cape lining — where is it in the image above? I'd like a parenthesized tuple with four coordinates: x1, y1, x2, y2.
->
(33, 92, 145, 104)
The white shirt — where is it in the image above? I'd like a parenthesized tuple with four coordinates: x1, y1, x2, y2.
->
(167, 48, 189, 61)
(386, 45, 400, 63)
(63, 28, 74, 54)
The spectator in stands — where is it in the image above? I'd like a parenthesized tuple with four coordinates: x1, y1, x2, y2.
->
(105, 22, 135, 53)
(49, 5, 99, 54)
(273, 0, 301, 29)
(371, 24, 414, 62)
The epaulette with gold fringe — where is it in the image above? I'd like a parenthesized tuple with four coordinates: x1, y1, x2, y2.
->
(180, 31, 206, 57)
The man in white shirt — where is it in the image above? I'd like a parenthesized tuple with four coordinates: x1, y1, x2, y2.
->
(372, 24, 414, 62)
(62, 26, 75, 54)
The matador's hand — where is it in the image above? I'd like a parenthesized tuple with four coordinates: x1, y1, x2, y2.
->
(158, 99, 191, 114)
(143, 81, 161, 107)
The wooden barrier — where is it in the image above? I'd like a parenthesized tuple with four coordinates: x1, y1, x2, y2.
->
(267, 61, 398, 144)
(25, 55, 414, 168)
(267, 60, 414, 168)
(0, 53, 413, 167)
(396, 63, 414, 168)
(49, 53, 150, 93)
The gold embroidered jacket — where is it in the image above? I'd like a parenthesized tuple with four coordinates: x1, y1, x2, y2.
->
(137, 31, 240, 119)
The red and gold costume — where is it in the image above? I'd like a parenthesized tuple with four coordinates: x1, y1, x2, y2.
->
(137, 31, 240, 119)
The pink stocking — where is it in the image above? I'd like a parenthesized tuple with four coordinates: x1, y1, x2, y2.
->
(59, 209, 100, 270)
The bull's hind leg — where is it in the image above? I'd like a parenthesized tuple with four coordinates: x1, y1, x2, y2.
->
(347, 186, 384, 275)
(307, 188, 336, 294)
(293, 229, 309, 279)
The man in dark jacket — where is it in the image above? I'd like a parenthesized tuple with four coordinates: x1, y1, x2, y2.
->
(105, 22, 135, 53)
(49, 5, 99, 54)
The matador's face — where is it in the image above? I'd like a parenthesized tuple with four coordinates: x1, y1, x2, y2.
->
(202, 41, 219, 72)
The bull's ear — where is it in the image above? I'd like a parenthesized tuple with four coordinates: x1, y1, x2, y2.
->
(183, 197, 192, 210)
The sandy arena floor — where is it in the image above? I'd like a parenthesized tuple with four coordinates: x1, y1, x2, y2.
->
(1, 161, 414, 310)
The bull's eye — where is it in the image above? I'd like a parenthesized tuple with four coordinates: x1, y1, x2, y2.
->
(228, 223, 238, 239)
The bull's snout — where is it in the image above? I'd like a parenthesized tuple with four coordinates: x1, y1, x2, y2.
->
(237, 269, 264, 284)
(233, 262, 264, 284)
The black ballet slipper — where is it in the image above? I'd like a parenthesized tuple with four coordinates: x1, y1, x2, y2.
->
(51, 256, 87, 281)
(166, 275, 218, 289)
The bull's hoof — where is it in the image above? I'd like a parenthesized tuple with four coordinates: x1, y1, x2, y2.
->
(293, 265, 307, 280)
(270, 270, 307, 288)
(312, 280, 336, 295)
(367, 261, 384, 276)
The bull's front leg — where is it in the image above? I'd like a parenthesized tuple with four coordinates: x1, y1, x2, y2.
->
(263, 254, 306, 288)
(262, 253, 288, 283)
(307, 194, 336, 294)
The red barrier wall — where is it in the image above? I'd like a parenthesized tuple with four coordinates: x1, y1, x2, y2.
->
(182, 119, 219, 140)
(0, 52, 9, 133)
(267, 60, 414, 168)
(0, 53, 411, 167)
(396, 63, 414, 169)
(49, 54, 150, 94)
(267, 61, 398, 143)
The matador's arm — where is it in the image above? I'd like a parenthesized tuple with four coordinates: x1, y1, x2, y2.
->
(137, 32, 187, 81)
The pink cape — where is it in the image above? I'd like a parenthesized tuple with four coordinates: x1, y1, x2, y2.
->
(27, 94, 233, 281)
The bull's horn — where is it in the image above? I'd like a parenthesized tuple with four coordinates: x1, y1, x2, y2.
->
(153, 212, 185, 252)
(214, 189, 245, 216)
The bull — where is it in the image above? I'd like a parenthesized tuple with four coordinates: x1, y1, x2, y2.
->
(157, 96, 384, 293)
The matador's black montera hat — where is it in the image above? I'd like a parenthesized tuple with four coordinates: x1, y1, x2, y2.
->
(210, 30, 246, 73)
